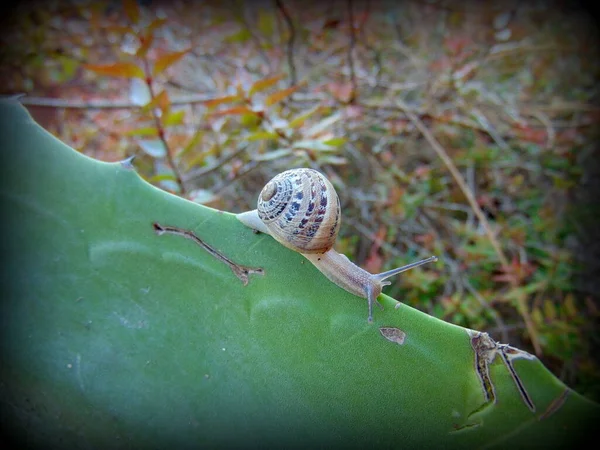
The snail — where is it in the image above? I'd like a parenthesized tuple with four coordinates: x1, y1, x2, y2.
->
(236, 168, 438, 322)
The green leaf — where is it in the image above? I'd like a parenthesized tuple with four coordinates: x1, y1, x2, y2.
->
(58, 56, 78, 82)
(148, 173, 177, 183)
(288, 106, 321, 129)
(305, 112, 342, 136)
(178, 129, 204, 159)
(125, 127, 158, 137)
(320, 155, 348, 165)
(253, 148, 293, 161)
(163, 110, 185, 127)
(1, 99, 598, 448)
(138, 138, 166, 157)
(224, 28, 251, 43)
(123, 0, 140, 24)
(240, 113, 262, 128)
(244, 131, 279, 142)
(292, 139, 337, 152)
(322, 137, 347, 147)
(257, 9, 275, 36)
(544, 299, 557, 321)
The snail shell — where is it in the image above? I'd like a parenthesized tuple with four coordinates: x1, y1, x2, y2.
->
(257, 168, 341, 254)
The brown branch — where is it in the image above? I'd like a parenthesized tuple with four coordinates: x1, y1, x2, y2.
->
(519, 102, 600, 113)
(212, 160, 264, 195)
(355, 0, 382, 87)
(346, 0, 358, 103)
(19, 94, 216, 109)
(183, 143, 250, 183)
(463, 276, 509, 343)
(395, 99, 542, 356)
(142, 59, 186, 195)
(275, 0, 297, 86)
(238, 6, 272, 70)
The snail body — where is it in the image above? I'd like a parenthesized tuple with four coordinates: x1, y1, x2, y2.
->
(237, 168, 437, 321)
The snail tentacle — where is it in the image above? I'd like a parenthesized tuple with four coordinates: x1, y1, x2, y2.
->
(371, 256, 439, 283)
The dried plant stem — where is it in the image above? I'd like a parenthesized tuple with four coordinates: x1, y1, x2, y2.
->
(183, 143, 250, 183)
(346, 0, 358, 102)
(463, 276, 509, 343)
(396, 100, 508, 264)
(396, 99, 542, 355)
(19, 94, 215, 109)
(275, 0, 297, 86)
(239, 6, 271, 69)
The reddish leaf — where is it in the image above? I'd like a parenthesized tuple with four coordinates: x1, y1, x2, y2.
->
(84, 62, 144, 79)
(210, 106, 256, 117)
(429, 56, 452, 72)
(204, 95, 242, 109)
(355, 11, 371, 27)
(146, 18, 167, 34)
(326, 82, 354, 103)
(154, 90, 170, 114)
(364, 226, 386, 274)
(444, 35, 471, 56)
(265, 86, 299, 107)
(323, 19, 341, 30)
(152, 49, 191, 76)
(516, 125, 547, 145)
(142, 90, 170, 114)
(492, 256, 536, 284)
(364, 252, 384, 275)
(414, 165, 432, 178)
(136, 33, 155, 58)
(105, 25, 134, 34)
(123, 0, 140, 24)
(248, 74, 286, 96)
(414, 233, 435, 247)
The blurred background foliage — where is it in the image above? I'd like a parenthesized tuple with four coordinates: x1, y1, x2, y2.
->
(1, 0, 599, 400)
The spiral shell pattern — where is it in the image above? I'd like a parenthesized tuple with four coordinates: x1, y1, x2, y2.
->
(257, 168, 341, 254)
